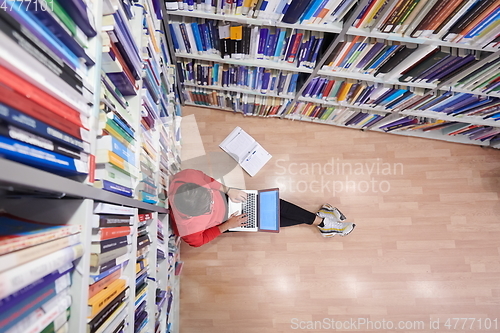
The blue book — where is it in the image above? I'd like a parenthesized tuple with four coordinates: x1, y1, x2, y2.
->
(258, 28, 269, 59)
(96, 179, 133, 197)
(0, 271, 71, 332)
(282, 0, 314, 23)
(89, 260, 128, 284)
(265, 33, 277, 58)
(274, 30, 287, 58)
(367, 45, 400, 71)
(56, 0, 97, 37)
(6, 5, 80, 69)
(308, 36, 323, 68)
(433, 94, 473, 112)
(301, 35, 315, 65)
(448, 99, 491, 115)
(21, 4, 95, 66)
(0, 135, 87, 176)
(261, 71, 271, 93)
(379, 89, 407, 106)
(300, 0, 325, 23)
(108, 72, 137, 96)
(0, 103, 86, 152)
(98, 136, 135, 165)
(288, 73, 299, 94)
(197, 24, 208, 52)
(190, 23, 204, 53)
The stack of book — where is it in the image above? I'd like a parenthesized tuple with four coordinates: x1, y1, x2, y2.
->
(323, 37, 491, 84)
(135, 212, 153, 333)
(0, 0, 97, 177)
(177, 59, 301, 96)
(167, 0, 358, 25)
(286, 101, 389, 127)
(0, 212, 83, 333)
(354, 0, 500, 48)
(95, 75, 138, 197)
(375, 115, 500, 144)
(452, 57, 500, 96)
(169, 19, 326, 69)
(184, 87, 291, 115)
(96, 2, 141, 197)
(154, 288, 168, 333)
(88, 203, 134, 333)
(300, 77, 423, 107)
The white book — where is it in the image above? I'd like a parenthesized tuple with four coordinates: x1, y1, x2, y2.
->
(0, 234, 81, 273)
(93, 202, 136, 215)
(185, 22, 200, 55)
(219, 126, 272, 177)
(171, 23, 187, 53)
(0, 245, 83, 299)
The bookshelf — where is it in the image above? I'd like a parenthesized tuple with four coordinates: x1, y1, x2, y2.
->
(167, 0, 500, 148)
(0, 1, 182, 333)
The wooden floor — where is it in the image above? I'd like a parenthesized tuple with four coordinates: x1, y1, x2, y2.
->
(177, 106, 500, 333)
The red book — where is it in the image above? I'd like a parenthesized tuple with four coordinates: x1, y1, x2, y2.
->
(355, 0, 380, 28)
(138, 213, 153, 222)
(109, 43, 139, 90)
(322, 80, 335, 99)
(0, 83, 89, 141)
(92, 226, 131, 241)
(287, 33, 304, 63)
(0, 65, 87, 130)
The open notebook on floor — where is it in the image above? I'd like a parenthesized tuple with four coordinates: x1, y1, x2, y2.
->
(219, 126, 272, 177)
(227, 188, 280, 233)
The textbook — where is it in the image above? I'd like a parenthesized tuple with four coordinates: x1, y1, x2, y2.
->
(219, 126, 272, 177)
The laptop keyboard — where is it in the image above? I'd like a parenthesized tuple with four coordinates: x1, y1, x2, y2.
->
(242, 193, 257, 228)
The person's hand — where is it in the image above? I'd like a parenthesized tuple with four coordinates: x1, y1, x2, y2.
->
(227, 188, 247, 203)
(219, 212, 248, 232)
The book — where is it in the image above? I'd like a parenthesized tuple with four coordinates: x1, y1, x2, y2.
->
(0, 273, 71, 332)
(93, 202, 136, 215)
(91, 226, 132, 242)
(88, 278, 127, 318)
(219, 126, 272, 177)
(91, 235, 131, 254)
(6, 290, 72, 333)
(91, 214, 133, 229)
(0, 212, 81, 255)
(90, 245, 131, 268)
(88, 268, 121, 300)
(0, 243, 83, 299)
(0, 233, 80, 273)
(87, 287, 129, 333)
(0, 264, 73, 312)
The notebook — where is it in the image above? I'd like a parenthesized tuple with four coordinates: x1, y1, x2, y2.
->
(227, 188, 280, 232)
(219, 126, 272, 177)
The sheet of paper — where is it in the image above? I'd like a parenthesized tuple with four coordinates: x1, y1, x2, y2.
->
(240, 145, 272, 177)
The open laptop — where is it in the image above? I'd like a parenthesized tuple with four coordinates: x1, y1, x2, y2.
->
(228, 188, 280, 232)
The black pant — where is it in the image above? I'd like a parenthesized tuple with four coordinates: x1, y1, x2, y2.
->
(279, 199, 316, 227)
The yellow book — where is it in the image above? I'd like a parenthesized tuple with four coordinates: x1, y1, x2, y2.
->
(96, 150, 138, 176)
(88, 279, 127, 318)
(360, 0, 387, 29)
(337, 82, 353, 102)
(230, 25, 243, 40)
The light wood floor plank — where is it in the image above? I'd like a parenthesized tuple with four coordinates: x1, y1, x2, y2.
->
(178, 106, 500, 333)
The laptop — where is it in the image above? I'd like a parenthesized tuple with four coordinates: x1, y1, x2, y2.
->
(228, 188, 280, 232)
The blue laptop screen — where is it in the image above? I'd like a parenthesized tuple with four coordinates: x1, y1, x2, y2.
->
(258, 190, 279, 231)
